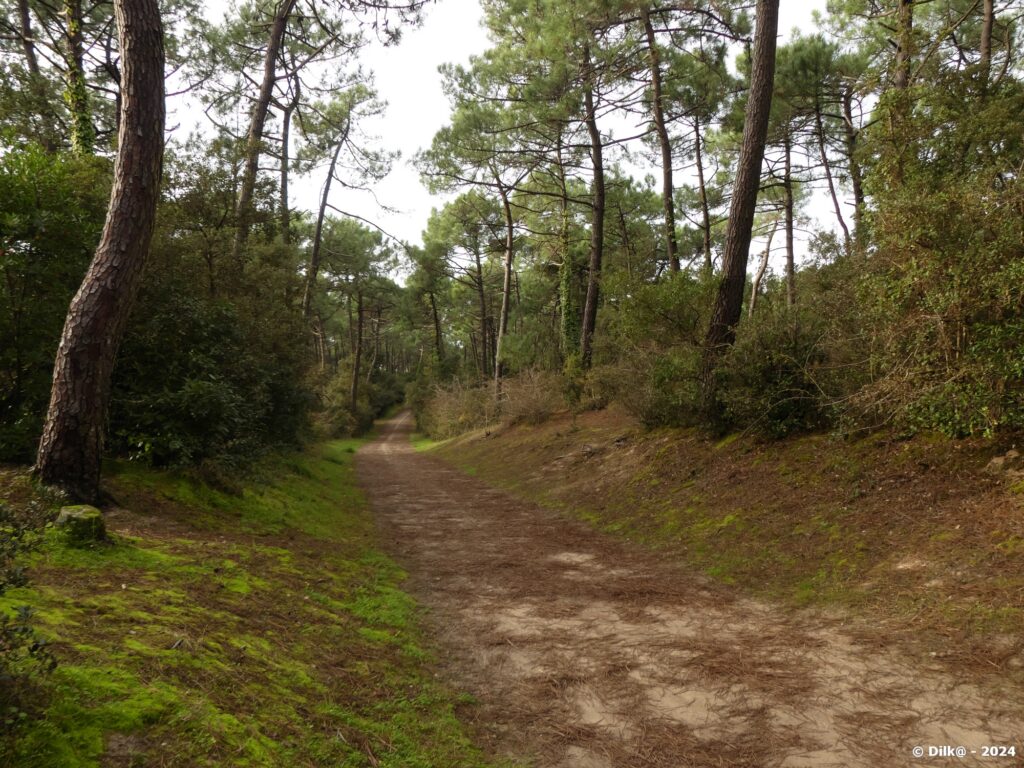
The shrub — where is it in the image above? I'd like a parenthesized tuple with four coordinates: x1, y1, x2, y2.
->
(500, 369, 566, 426)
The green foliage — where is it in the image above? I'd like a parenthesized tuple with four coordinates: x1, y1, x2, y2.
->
(0, 145, 108, 461)
(718, 305, 830, 438)
(856, 75, 1024, 436)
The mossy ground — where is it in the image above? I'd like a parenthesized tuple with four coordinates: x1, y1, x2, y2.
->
(0, 439, 503, 767)
(429, 407, 1024, 666)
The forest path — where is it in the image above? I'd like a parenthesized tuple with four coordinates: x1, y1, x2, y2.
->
(356, 414, 1023, 768)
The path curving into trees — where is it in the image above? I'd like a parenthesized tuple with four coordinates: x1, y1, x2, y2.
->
(357, 414, 1023, 768)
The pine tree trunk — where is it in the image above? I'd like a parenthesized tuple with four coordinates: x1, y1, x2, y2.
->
(694, 116, 713, 272)
(473, 245, 489, 379)
(232, 0, 296, 261)
(350, 289, 363, 413)
(35, 0, 165, 502)
(429, 291, 444, 360)
(841, 88, 865, 242)
(700, 0, 779, 420)
(748, 220, 778, 319)
(494, 183, 515, 398)
(641, 8, 679, 273)
(302, 131, 347, 319)
(815, 106, 851, 254)
(578, 42, 605, 369)
(63, 0, 94, 154)
(279, 74, 300, 245)
(980, 0, 994, 82)
(783, 132, 795, 308)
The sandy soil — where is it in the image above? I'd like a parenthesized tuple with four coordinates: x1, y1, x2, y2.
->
(356, 414, 1024, 768)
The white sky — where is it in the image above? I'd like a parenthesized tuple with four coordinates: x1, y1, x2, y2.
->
(175, 0, 833, 258)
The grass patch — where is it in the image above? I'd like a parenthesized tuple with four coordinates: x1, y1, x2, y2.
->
(0, 441, 504, 767)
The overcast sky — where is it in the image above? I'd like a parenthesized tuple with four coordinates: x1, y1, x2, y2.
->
(177, 0, 833, 256)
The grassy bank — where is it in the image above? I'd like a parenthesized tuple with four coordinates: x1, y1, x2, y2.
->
(428, 407, 1024, 669)
(0, 439, 499, 767)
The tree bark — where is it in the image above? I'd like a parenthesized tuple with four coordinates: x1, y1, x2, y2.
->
(350, 289, 363, 413)
(783, 131, 795, 308)
(578, 42, 606, 369)
(555, 133, 578, 360)
(472, 243, 489, 379)
(18, 0, 40, 76)
(841, 88, 865, 242)
(815, 106, 851, 254)
(980, 0, 994, 81)
(701, 0, 779, 418)
(694, 115, 713, 272)
(893, 0, 914, 91)
(301, 129, 347, 319)
(748, 219, 778, 318)
(232, 0, 296, 261)
(63, 0, 94, 154)
(494, 182, 514, 398)
(35, 0, 165, 502)
(428, 290, 444, 361)
(641, 8, 679, 273)
(279, 73, 300, 245)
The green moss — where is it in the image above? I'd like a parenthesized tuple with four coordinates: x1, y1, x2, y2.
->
(5, 437, 504, 768)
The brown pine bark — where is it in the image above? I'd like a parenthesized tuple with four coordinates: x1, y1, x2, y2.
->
(35, 0, 165, 502)
(232, 0, 296, 261)
(701, 0, 780, 418)
(641, 8, 679, 273)
(578, 42, 606, 369)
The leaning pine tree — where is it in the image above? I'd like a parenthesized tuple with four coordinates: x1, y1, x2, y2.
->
(700, 0, 780, 425)
(34, 0, 166, 502)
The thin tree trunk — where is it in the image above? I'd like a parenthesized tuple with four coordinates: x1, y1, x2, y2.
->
(232, 0, 296, 261)
(350, 289, 363, 413)
(555, 133, 578, 360)
(579, 42, 605, 369)
(18, 0, 40, 75)
(279, 73, 300, 245)
(841, 88, 865, 242)
(694, 115, 713, 272)
(473, 246, 489, 379)
(893, 0, 914, 91)
(815, 107, 851, 254)
(36, 0, 165, 502)
(428, 291, 444, 360)
(641, 8, 679, 273)
(980, 0, 994, 81)
(701, 0, 780, 420)
(783, 132, 795, 308)
(494, 183, 514, 398)
(748, 220, 778, 318)
(63, 0, 93, 154)
(301, 131, 346, 319)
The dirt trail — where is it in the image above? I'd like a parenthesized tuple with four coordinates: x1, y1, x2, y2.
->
(357, 414, 1024, 768)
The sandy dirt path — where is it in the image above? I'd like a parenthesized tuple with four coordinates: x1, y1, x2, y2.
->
(356, 414, 1024, 768)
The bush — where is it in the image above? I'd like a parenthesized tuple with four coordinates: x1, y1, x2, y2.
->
(500, 369, 567, 426)
(717, 306, 830, 438)
(419, 380, 498, 439)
